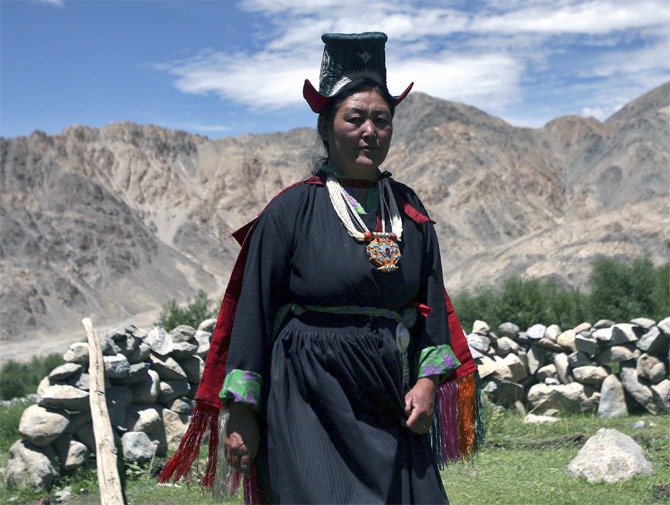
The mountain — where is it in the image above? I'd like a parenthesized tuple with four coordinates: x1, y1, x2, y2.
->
(1, 82, 668, 342)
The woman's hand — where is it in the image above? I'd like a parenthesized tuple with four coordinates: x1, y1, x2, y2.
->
(403, 376, 438, 434)
(224, 403, 260, 476)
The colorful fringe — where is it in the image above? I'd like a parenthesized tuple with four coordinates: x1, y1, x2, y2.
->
(431, 369, 486, 469)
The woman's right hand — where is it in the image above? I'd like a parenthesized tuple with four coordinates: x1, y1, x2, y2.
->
(224, 403, 260, 476)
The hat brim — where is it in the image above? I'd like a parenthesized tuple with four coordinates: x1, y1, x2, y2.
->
(303, 79, 414, 114)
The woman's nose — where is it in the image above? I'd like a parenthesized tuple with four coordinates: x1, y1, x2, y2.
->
(362, 120, 376, 138)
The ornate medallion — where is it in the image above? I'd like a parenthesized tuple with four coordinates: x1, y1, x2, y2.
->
(365, 232, 401, 272)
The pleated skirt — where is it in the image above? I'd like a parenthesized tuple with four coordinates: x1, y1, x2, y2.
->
(255, 312, 449, 504)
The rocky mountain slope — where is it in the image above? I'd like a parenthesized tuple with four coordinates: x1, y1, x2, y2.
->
(1, 82, 668, 342)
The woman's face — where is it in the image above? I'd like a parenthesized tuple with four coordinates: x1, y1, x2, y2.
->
(321, 89, 393, 179)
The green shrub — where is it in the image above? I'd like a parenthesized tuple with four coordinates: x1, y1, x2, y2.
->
(452, 255, 669, 332)
(0, 402, 28, 452)
(157, 289, 218, 331)
(0, 353, 65, 400)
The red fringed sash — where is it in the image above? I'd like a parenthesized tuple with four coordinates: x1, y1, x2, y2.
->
(158, 176, 484, 498)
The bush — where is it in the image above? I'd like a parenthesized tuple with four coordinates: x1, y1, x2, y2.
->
(157, 289, 218, 331)
(0, 353, 65, 400)
(452, 255, 670, 332)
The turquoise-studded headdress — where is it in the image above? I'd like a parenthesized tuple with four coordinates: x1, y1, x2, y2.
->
(303, 32, 413, 113)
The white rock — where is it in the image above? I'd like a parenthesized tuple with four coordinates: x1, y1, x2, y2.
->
(620, 363, 660, 415)
(612, 324, 641, 344)
(557, 330, 577, 352)
(567, 428, 652, 483)
(63, 343, 89, 364)
(103, 355, 130, 379)
(149, 353, 187, 380)
(572, 365, 609, 386)
(19, 405, 70, 447)
(526, 324, 546, 340)
(498, 322, 519, 339)
(60, 440, 89, 471)
(126, 405, 162, 434)
(197, 319, 217, 334)
(6, 440, 59, 491)
(122, 432, 157, 462)
(162, 408, 190, 452)
(179, 355, 205, 384)
(593, 327, 613, 342)
(524, 414, 560, 424)
(545, 324, 562, 340)
(554, 353, 571, 384)
(651, 379, 670, 412)
(572, 322, 592, 333)
(636, 353, 667, 383)
(536, 364, 557, 382)
(158, 380, 191, 404)
(472, 320, 490, 335)
(598, 374, 628, 418)
(49, 363, 83, 381)
(130, 369, 160, 404)
(527, 345, 547, 375)
(146, 327, 173, 356)
(38, 385, 89, 412)
(596, 345, 637, 364)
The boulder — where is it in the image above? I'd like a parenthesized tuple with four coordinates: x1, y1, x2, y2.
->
(502, 353, 527, 382)
(19, 405, 70, 447)
(113, 334, 139, 357)
(651, 379, 670, 412)
(476, 356, 497, 380)
(557, 330, 577, 352)
(130, 369, 160, 404)
(197, 319, 217, 334)
(169, 325, 198, 342)
(593, 327, 613, 343)
(194, 331, 211, 359)
(620, 363, 660, 415)
(121, 432, 157, 462)
(149, 353, 187, 381)
(113, 362, 151, 385)
(66, 372, 91, 391)
(486, 379, 524, 407)
(524, 414, 560, 424)
(466, 333, 490, 354)
(58, 439, 89, 471)
(103, 354, 130, 379)
(554, 353, 571, 384)
(536, 364, 557, 382)
(48, 363, 83, 381)
(593, 319, 615, 329)
(527, 382, 598, 413)
(472, 320, 490, 336)
(170, 341, 199, 359)
(38, 385, 89, 411)
(527, 345, 547, 375)
(126, 342, 152, 364)
(567, 351, 590, 368)
(658, 317, 670, 335)
(63, 342, 89, 364)
(567, 428, 652, 483)
(490, 356, 513, 381)
(572, 322, 592, 333)
(611, 324, 642, 344)
(637, 326, 669, 355)
(572, 366, 609, 386)
(6, 439, 59, 491)
(526, 324, 546, 340)
(98, 333, 117, 356)
(162, 408, 190, 451)
(596, 344, 638, 364)
(598, 374, 628, 418)
(575, 334, 598, 356)
(498, 322, 519, 339)
(145, 327, 173, 356)
(158, 380, 191, 404)
(106, 386, 133, 430)
(536, 336, 566, 352)
(180, 355, 205, 384)
(636, 353, 667, 383)
(167, 398, 196, 414)
(126, 405, 162, 434)
(630, 318, 655, 329)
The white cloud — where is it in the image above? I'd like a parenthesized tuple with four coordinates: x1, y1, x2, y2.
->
(33, 0, 64, 6)
(157, 0, 670, 128)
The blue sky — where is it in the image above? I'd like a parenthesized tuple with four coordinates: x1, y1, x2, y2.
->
(2, 0, 669, 139)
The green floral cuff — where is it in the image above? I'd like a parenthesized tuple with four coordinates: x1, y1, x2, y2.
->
(219, 369, 263, 412)
(417, 345, 460, 383)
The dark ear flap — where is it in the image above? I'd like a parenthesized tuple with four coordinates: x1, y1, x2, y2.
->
(318, 116, 329, 143)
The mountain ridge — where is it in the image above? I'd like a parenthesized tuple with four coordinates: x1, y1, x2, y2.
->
(1, 82, 668, 342)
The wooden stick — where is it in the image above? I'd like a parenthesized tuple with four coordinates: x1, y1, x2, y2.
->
(82, 318, 125, 505)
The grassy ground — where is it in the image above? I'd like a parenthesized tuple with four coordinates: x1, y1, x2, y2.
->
(1, 402, 668, 504)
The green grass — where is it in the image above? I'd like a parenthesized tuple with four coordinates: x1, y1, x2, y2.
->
(444, 410, 670, 505)
(1, 404, 668, 504)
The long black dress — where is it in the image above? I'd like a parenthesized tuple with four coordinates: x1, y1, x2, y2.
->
(223, 173, 451, 504)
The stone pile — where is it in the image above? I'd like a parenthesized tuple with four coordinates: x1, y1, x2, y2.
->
(6, 320, 217, 491)
(471, 317, 670, 416)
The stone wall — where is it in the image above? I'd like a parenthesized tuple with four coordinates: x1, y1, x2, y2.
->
(6, 320, 216, 491)
(6, 315, 670, 490)
(471, 317, 670, 416)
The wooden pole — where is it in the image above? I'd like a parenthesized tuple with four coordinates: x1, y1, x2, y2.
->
(82, 318, 125, 505)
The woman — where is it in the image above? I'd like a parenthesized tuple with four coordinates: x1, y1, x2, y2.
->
(160, 32, 483, 505)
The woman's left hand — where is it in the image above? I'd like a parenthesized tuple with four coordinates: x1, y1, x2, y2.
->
(403, 376, 438, 434)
